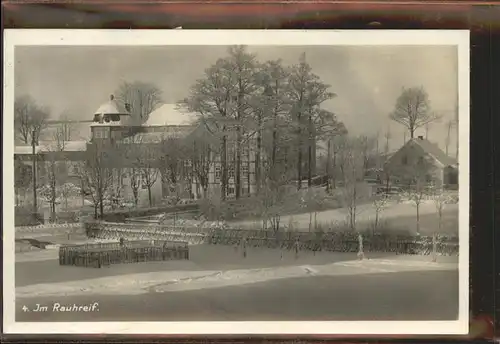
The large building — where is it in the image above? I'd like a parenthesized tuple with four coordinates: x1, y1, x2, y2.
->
(14, 95, 263, 208)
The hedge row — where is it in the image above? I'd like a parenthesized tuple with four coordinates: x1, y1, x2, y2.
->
(101, 203, 200, 222)
(15, 210, 44, 227)
(205, 228, 459, 256)
(84, 222, 459, 256)
(15, 208, 88, 227)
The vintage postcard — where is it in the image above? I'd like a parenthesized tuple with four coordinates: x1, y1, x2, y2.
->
(3, 29, 470, 335)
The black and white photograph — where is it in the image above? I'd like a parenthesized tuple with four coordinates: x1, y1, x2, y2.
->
(3, 30, 469, 335)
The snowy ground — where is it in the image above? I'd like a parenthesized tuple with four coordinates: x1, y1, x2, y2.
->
(230, 200, 458, 231)
(16, 257, 457, 299)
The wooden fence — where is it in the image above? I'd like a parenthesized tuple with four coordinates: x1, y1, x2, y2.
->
(59, 240, 189, 268)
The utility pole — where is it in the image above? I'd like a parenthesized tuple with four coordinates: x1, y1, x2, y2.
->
(31, 129, 37, 218)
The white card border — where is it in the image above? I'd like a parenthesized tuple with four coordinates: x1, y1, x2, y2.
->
(3, 29, 470, 335)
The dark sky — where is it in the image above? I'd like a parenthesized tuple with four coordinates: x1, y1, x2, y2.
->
(15, 45, 458, 154)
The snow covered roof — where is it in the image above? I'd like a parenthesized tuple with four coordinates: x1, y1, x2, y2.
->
(144, 104, 198, 127)
(14, 140, 87, 155)
(119, 126, 195, 144)
(94, 95, 130, 115)
(412, 138, 457, 167)
(14, 146, 41, 155)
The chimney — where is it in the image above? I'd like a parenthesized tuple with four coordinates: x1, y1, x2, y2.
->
(110, 94, 115, 101)
(418, 136, 424, 140)
(125, 103, 131, 112)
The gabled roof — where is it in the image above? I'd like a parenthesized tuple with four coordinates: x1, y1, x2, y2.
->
(412, 138, 457, 167)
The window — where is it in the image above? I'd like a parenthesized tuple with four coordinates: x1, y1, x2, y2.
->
(215, 166, 221, 183)
(228, 186, 235, 195)
(426, 174, 432, 182)
(418, 156, 424, 165)
(402, 156, 408, 165)
(92, 128, 109, 139)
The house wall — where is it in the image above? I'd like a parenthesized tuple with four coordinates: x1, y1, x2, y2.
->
(385, 140, 444, 186)
(208, 140, 257, 198)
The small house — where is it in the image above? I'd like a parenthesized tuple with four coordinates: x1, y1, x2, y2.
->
(384, 136, 458, 188)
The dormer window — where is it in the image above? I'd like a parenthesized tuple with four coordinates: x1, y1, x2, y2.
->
(93, 114, 101, 123)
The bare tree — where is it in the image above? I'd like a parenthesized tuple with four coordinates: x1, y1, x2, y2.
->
(301, 187, 329, 231)
(183, 47, 259, 201)
(255, 60, 291, 184)
(78, 143, 113, 219)
(115, 81, 163, 124)
(372, 194, 390, 234)
(105, 169, 126, 210)
(184, 128, 217, 199)
(404, 183, 427, 235)
(14, 95, 49, 144)
(156, 132, 192, 204)
(430, 185, 457, 261)
(359, 135, 377, 177)
(139, 146, 159, 207)
(38, 138, 69, 221)
(401, 157, 435, 235)
(328, 133, 348, 190)
(390, 86, 440, 139)
(252, 178, 287, 231)
(124, 135, 144, 207)
(288, 53, 336, 189)
(228, 46, 261, 199)
(181, 64, 232, 201)
(339, 137, 367, 231)
(54, 111, 75, 145)
(59, 182, 80, 210)
(129, 166, 142, 207)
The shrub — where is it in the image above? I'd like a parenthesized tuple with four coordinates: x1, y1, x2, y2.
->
(101, 203, 200, 222)
(15, 208, 44, 226)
